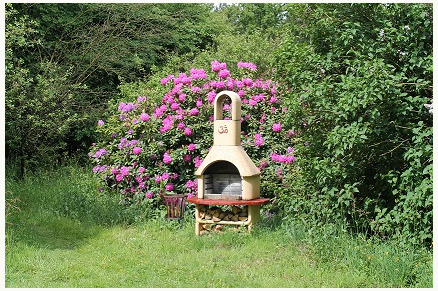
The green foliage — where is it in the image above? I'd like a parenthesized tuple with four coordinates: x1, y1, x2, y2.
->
(223, 3, 288, 38)
(5, 164, 142, 229)
(374, 122, 433, 245)
(5, 41, 87, 175)
(274, 3, 432, 246)
(281, 220, 432, 287)
(116, 23, 279, 104)
(13, 3, 220, 83)
(6, 3, 222, 173)
(5, 4, 96, 174)
(5, 2, 432, 248)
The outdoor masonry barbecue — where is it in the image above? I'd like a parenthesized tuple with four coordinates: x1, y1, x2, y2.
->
(187, 91, 269, 235)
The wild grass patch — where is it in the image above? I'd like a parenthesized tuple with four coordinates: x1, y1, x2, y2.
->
(5, 166, 432, 288)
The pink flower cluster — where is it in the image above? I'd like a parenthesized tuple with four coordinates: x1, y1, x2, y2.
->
(272, 122, 282, 132)
(218, 69, 230, 78)
(133, 147, 142, 155)
(140, 113, 150, 122)
(211, 60, 227, 72)
(237, 61, 257, 71)
(187, 143, 196, 151)
(118, 102, 135, 113)
(184, 127, 192, 136)
(190, 68, 208, 80)
(155, 172, 178, 183)
(94, 148, 107, 158)
(160, 115, 174, 133)
(194, 156, 203, 168)
(112, 166, 132, 182)
(186, 180, 197, 191)
(93, 165, 108, 173)
(117, 138, 140, 150)
(270, 152, 295, 164)
(163, 152, 172, 164)
(254, 133, 264, 147)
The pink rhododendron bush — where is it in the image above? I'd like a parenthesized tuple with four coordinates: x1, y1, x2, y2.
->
(89, 61, 297, 213)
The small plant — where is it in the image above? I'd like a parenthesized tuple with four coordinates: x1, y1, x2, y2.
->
(5, 194, 21, 226)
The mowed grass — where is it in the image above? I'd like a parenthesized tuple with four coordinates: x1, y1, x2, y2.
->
(5, 166, 433, 288)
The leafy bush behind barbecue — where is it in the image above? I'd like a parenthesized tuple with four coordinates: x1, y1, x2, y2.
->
(274, 3, 432, 247)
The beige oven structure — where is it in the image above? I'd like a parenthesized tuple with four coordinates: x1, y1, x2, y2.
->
(188, 91, 269, 235)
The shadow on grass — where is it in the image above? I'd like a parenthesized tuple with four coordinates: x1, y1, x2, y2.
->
(6, 184, 135, 250)
(52, 189, 136, 227)
(9, 213, 104, 250)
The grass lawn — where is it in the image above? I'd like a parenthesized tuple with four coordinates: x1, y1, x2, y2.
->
(6, 220, 369, 288)
(4, 166, 433, 288)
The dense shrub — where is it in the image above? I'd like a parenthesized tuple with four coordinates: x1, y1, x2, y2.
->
(5, 3, 224, 174)
(90, 61, 297, 214)
(274, 3, 432, 246)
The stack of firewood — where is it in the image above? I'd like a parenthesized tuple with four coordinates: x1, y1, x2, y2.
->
(198, 205, 248, 222)
(199, 222, 247, 235)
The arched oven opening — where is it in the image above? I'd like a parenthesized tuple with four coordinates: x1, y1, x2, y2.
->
(203, 161, 242, 200)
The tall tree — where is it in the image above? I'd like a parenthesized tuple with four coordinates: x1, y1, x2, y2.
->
(5, 3, 222, 175)
(224, 3, 288, 38)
